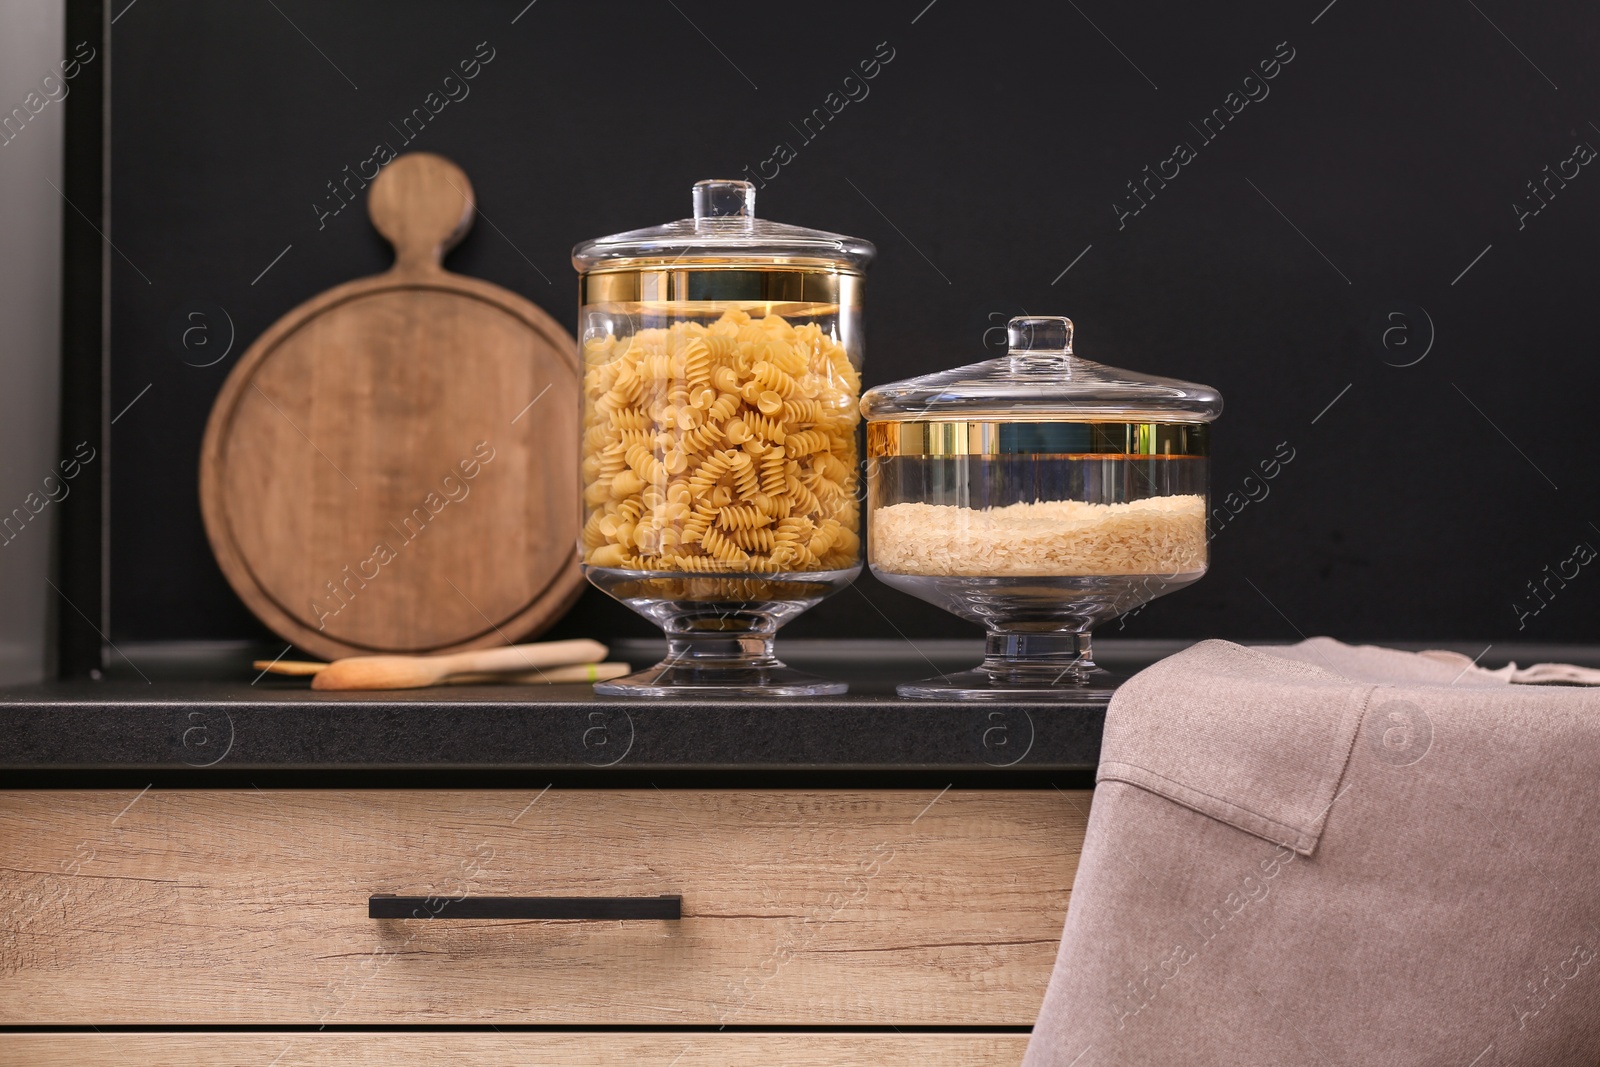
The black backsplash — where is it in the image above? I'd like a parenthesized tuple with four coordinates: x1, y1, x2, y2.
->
(104, 0, 1600, 646)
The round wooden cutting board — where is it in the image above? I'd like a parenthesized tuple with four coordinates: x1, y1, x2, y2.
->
(200, 152, 581, 660)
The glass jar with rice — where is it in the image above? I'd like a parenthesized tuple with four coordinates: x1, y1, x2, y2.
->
(861, 316, 1221, 702)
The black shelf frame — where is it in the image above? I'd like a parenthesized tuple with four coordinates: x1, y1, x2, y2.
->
(56, 0, 109, 678)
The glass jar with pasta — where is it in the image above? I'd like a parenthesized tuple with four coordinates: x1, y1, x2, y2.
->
(573, 180, 874, 696)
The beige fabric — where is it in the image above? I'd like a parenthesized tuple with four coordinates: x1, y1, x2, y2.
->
(1024, 638, 1600, 1067)
(1416, 647, 1600, 686)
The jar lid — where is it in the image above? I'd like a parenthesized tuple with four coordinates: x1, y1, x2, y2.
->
(572, 180, 876, 273)
(860, 316, 1222, 423)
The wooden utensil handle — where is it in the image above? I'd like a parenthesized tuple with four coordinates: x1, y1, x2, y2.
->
(446, 663, 631, 685)
(443, 640, 608, 675)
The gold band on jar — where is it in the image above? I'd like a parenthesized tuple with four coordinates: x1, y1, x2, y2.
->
(867, 421, 1209, 458)
(580, 265, 860, 309)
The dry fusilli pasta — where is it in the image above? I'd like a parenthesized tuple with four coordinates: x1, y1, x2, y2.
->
(581, 308, 860, 573)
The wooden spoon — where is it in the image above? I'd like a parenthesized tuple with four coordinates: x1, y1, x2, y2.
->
(255, 659, 631, 687)
(298, 639, 608, 691)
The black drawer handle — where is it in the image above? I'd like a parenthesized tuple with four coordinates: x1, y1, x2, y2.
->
(368, 894, 681, 920)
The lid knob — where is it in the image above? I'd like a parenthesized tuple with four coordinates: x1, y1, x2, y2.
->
(1007, 316, 1074, 353)
(692, 179, 756, 223)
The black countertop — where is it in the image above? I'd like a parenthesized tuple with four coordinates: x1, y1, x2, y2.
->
(0, 639, 1129, 776)
(3, 639, 1591, 778)
(0, 679, 1102, 774)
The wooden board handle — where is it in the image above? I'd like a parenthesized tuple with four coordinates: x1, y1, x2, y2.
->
(368, 152, 475, 273)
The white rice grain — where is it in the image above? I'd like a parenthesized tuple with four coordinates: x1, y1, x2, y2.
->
(870, 495, 1206, 576)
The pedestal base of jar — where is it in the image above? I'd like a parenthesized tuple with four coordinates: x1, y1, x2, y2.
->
(596, 649, 847, 698)
(896, 667, 1120, 703)
(895, 631, 1118, 702)
(584, 565, 857, 697)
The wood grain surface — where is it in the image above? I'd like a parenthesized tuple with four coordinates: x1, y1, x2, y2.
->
(0, 789, 1087, 1025)
(0, 1032, 1033, 1067)
(198, 152, 582, 660)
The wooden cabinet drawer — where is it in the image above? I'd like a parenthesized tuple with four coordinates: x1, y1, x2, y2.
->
(0, 789, 1085, 1025)
(0, 1032, 1033, 1066)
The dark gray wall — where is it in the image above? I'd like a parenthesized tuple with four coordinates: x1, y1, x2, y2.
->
(0, 0, 66, 683)
(105, 0, 1600, 646)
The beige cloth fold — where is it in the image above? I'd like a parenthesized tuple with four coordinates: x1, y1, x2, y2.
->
(1023, 638, 1600, 1067)
(1415, 647, 1600, 686)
